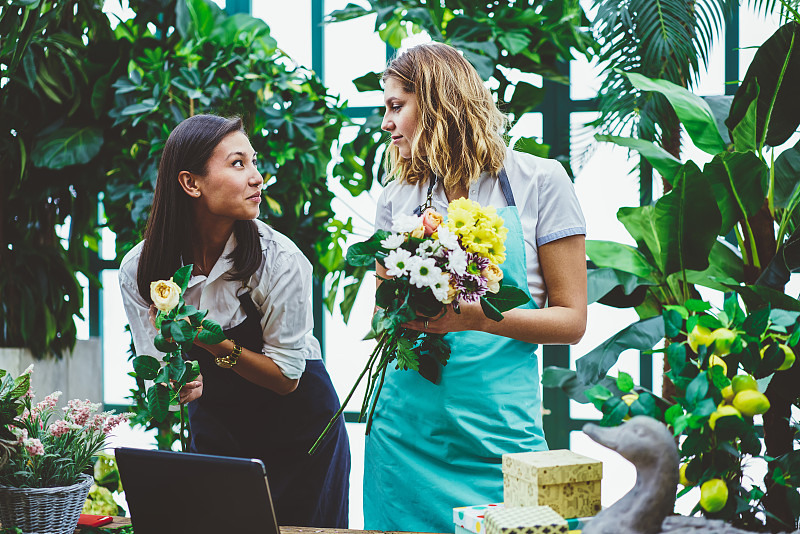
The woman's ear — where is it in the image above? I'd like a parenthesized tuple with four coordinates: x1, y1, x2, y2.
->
(178, 170, 201, 198)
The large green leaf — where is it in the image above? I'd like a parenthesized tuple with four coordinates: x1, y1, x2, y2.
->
(726, 22, 800, 147)
(575, 316, 665, 386)
(702, 95, 733, 145)
(31, 126, 103, 169)
(508, 81, 545, 117)
(756, 225, 800, 290)
(595, 134, 683, 184)
(587, 267, 654, 307)
(654, 161, 722, 276)
(625, 71, 726, 155)
(684, 240, 745, 292)
(617, 205, 661, 266)
(774, 139, 800, 209)
(541, 367, 624, 404)
(702, 151, 768, 235)
(725, 283, 800, 312)
(585, 240, 656, 279)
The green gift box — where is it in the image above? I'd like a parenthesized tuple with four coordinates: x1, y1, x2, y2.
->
(484, 505, 568, 534)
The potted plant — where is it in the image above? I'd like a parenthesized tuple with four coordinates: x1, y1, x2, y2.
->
(0, 367, 130, 534)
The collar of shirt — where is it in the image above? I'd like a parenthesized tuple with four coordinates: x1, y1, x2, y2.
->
(183, 230, 238, 289)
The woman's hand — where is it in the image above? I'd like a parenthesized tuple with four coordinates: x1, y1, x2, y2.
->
(173, 373, 204, 404)
(402, 300, 486, 334)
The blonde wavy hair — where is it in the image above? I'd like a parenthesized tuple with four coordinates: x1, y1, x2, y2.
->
(382, 42, 508, 191)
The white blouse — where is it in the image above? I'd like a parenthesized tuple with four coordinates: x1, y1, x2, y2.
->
(374, 148, 586, 308)
(118, 219, 321, 380)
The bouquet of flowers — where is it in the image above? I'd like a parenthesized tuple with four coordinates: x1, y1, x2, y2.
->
(309, 198, 529, 454)
(132, 264, 227, 451)
(0, 366, 130, 488)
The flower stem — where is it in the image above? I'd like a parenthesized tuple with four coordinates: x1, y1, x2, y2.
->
(365, 354, 389, 436)
(308, 333, 387, 455)
(180, 403, 187, 452)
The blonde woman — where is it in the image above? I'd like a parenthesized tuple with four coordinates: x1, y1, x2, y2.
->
(365, 43, 587, 532)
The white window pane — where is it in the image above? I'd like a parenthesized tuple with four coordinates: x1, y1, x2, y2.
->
(324, 1, 387, 107)
(102, 269, 135, 405)
(254, 0, 312, 70)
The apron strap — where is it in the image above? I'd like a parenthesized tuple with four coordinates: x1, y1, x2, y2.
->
(498, 168, 516, 207)
(413, 168, 516, 213)
(237, 291, 262, 320)
(413, 176, 438, 216)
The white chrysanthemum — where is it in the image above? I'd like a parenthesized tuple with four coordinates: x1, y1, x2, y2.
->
(416, 239, 436, 258)
(430, 273, 451, 302)
(392, 214, 423, 233)
(384, 248, 413, 277)
(380, 233, 406, 250)
(447, 248, 468, 276)
(408, 257, 442, 288)
(436, 225, 460, 250)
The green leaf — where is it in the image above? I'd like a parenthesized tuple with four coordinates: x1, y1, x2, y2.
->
(482, 284, 530, 313)
(630, 392, 659, 418)
(685, 371, 709, 407)
(595, 134, 683, 184)
(667, 343, 687, 376)
(625, 71, 726, 154)
(498, 31, 531, 55)
(479, 296, 504, 322)
(9, 374, 30, 398)
(726, 22, 800, 147)
(600, 396, 629, 426)
(541, 367, 625, 404)
(664, 403, 684, 425)
(685, 240, 746, 292)
(774, 140, 800, 210)
(685, 299, 712, 312)
(654, 161, 722, 276)
(346, 230, 391, 266)
(585, 384, 613, 410)
(147, 383, 171, 422)
(508, 82, 545, 117)
(31, 126, 103, 170)
(154, 334, 179, 353)
(173, 265, 192, 294)
(730, 81, 760, 152)
(352, 71, 382, 92)
(616, 371, 634, 393)
(663, 309, 684, 338)
(184, 360, 201, 383)
(197, 320, 225, 344)
(576, 316, 665, 386)
(513, 136, 550, 158)
(587, 267, 653, 307)
(133, 355, 161, 381)
(585, 240, 655, 279)
(703, 152, 768, 236)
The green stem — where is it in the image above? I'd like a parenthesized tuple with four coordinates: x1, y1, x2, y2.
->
(180, 403, 187, 452)
(308, 333, 388, 455)
(365, 354, 390, 436)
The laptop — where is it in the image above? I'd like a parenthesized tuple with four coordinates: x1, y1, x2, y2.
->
(115, 447, 280, 534)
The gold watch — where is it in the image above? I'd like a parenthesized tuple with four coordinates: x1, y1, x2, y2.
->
(214, 341, 242, 368)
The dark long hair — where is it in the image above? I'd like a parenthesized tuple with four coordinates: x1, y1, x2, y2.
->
(136, 114, 262, 302)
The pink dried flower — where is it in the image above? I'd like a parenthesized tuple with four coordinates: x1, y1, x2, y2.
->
(103, 413, 130, 435)
(48, 419, 76, 438)
(32, 390, 62, 417)
(64, 399, 100, 426)
(23, 438, 44, 456)
(12, 427, 27, 444)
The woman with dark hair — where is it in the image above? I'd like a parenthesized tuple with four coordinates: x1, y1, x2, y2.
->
(364, 43, 587, 532)
(119, 114, 350, 527)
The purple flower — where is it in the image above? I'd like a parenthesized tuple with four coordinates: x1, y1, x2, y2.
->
(455, 273, 488, 302)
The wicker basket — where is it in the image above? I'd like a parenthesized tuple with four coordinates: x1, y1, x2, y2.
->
(0, 473, 93, 534)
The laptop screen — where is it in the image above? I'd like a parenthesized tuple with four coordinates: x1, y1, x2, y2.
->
(116, 447, 280, 534)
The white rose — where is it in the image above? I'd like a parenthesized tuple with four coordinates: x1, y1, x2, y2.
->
(150, 278, 181, 312)
(482, 264, 503, 294)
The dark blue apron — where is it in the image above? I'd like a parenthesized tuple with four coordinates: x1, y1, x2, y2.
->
(364, 169, 546, 532)
(187, 292, 350, 527)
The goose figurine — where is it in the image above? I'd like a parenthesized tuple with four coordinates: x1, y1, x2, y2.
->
(580, 415, 800, 534)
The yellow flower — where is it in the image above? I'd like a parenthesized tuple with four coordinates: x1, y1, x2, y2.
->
(150, 278, 181, 312)
(446, 207, 474, 232)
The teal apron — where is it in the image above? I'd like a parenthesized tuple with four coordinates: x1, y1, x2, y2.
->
(363, 170, 547, 533)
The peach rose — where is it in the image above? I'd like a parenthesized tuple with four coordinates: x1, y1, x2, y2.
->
(482, 263, 503, 293)
(410, 224, 426, 239)
(421, 208, 444, 237)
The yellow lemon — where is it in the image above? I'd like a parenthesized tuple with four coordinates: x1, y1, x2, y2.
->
(621, 393, 639, 420)
(731, 374, 758, 394)
(777, 344, 796, 371)
(679, 463, 694, 486)
(721, 385, 735, 403)
(708, 354, 727, 375)
(711, 328, 737, 355)
(732, 389, 770, 417)
(688, 325, 714, 353)
(708, 405, 742, 430)
(700, 479, 728, 513)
